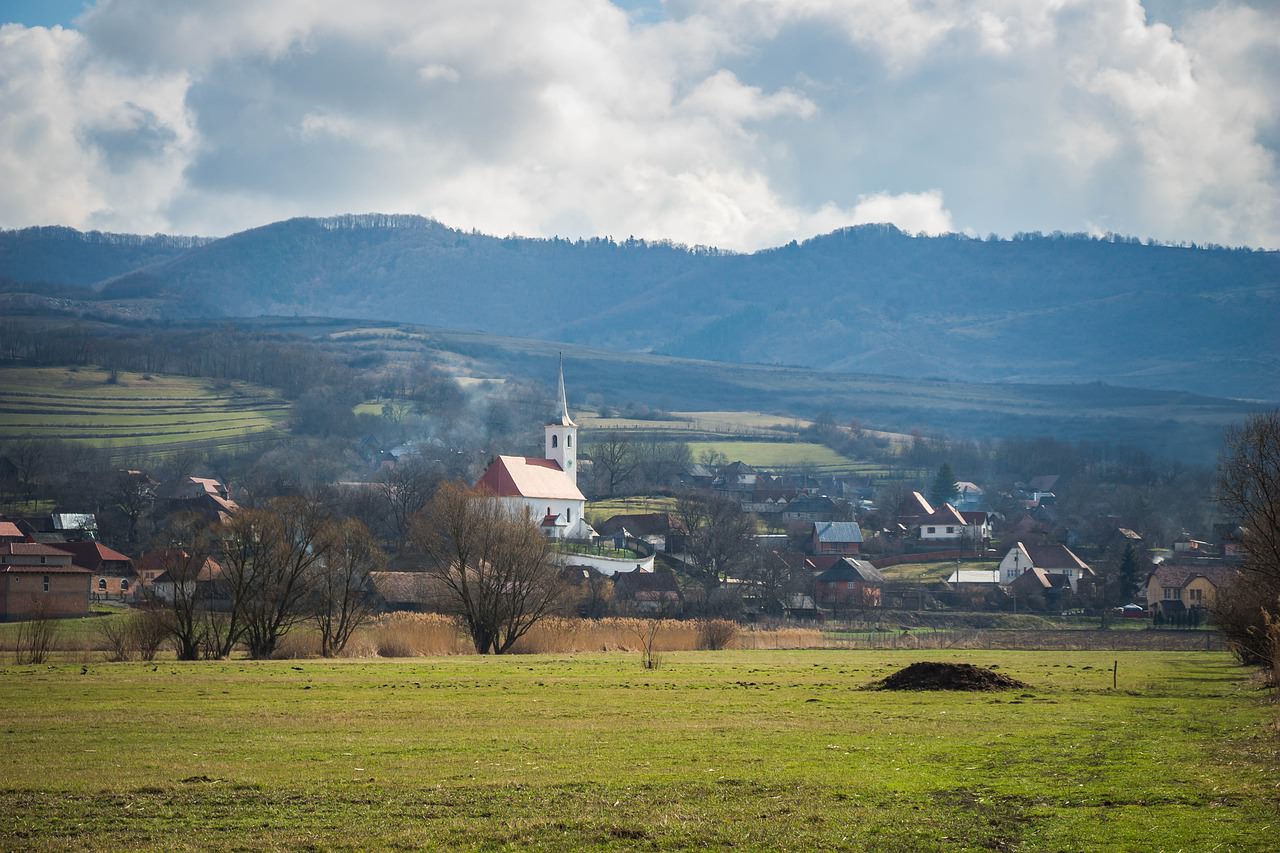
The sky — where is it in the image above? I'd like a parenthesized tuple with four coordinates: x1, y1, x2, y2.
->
(0, 0, 1276, 250)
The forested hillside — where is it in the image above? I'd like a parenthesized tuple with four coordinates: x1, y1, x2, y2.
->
(3, 216, 1275, 398)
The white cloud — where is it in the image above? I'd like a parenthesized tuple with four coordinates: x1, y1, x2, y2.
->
(849, 190, 954, 235)
(0, 1, 1274, 249)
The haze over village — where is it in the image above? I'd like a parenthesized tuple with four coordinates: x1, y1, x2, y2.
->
(0, 1, 1277, 849)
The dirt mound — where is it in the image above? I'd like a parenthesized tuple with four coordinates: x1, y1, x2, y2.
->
(874, 661, 1029, 691)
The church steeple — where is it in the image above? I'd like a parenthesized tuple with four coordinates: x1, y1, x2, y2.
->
(550, 353, 576, 427)
(545, 354, 578, 483)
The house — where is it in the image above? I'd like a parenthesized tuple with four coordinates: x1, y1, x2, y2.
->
(612, 566, 682, 614)
(1144, 564, 1237, 616)
(959, 511, 991, 546)
(0, 542, 91, 620)
(150, 554, 225, 605)
(998, 542, 1094, 592)
(474, 358, 593, 540)
(954, 481, 985, 510)
(894, 491, 934, 527)
(157, 476, 240, 524)
(0, 521, 26, 544)
(367, 571, 437, 612)
(916, 504, 968, 542)
(713, 461, 760, 496)
(1008, 567, 1074, 611)
(594, 513, 686, 553)
(13, 513, 99, 543)
(52, 541, 136, 602)
(811, 521, 863, 555)
(782, 495, 841, 524)
(814, 557, 885, 609)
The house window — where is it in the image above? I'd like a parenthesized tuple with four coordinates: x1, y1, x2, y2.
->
(1163, 587, 1180, 600)
(1188, 588, 1202, 603)
(551, 435, 558, 448)
(98, 578, 107, 590)
(121, 579, 130, 591)
(946, 526, 955, 534)
(43, 575, 50, 592)
(927, 527, 936, 534)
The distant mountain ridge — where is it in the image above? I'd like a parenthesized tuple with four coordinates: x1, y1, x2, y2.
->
(1, 215, 1276, 399)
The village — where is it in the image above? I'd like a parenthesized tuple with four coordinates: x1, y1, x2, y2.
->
(0, 362, 1242, 642)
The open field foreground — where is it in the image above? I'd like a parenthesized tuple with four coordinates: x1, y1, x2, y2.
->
(1, 650, 1276, 851)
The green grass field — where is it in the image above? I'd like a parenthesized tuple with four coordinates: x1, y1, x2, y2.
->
(0, 366, 289, 451)
(685, 440, 877, 474)
(0, 650, 1274, 849)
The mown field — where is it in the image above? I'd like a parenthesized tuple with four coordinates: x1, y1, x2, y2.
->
(0, 366, 289, 454)
(878, 560, 1000, 582)
(0, 650, 1275, 850)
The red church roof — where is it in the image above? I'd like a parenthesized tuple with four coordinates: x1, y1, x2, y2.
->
(476, 455, 585, 502)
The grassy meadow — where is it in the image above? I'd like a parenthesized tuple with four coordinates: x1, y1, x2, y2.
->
(0, 366, 288, 453)
(684, 440, 875, 474)
(1, 649, 1275, 850)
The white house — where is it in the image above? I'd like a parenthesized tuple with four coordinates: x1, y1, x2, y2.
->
(917, 504, 968, 541)
(475, 358, 594, 540)
(998, 542, 1094, 592)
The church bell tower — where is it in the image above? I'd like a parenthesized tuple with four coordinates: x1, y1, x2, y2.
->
(545, 354, 577, 484)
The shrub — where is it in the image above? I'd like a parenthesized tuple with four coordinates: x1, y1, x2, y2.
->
(14, 605, 59, 664)
(696, 619, 739, 650)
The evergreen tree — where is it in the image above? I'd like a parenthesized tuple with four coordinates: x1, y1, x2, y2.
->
(1115, 543, 1140, 605)
(929, 463, 958, 507)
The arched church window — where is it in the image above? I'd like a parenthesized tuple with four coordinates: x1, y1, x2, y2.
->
(551, 435, 558, 448)
(567, 435, 572, 447)
(566, 508, 572, 521)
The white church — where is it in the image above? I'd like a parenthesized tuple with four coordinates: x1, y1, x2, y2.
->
(475, 358, 595, 540)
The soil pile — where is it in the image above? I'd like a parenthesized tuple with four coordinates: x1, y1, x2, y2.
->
(874, 661, 1029, 691)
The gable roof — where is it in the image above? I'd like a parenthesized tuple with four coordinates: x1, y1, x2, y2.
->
(920, 504, 967, 526)
(815, 557, 885, 584)
(813, 521, 864, 543)
(50, 541, 133, 571)
(0, 521, 24, 540)
(475, 455, 585, 502)
(1011, 542, 1094, 575)
(1027, 475, 1060, 492)
(898, 491, 934, 518)
(0, 542, 75, 559)
(1147, 563, 1238, 590)
(785, 495, 838, 513)
(1011, 567, 1072, 590)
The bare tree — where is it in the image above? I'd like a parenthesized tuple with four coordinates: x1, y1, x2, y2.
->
(150, 513, 218, 661)
(1214, 410, 1280, 672)
(590, 432, 638, 497)
(311, 518, 384, 657)
(376, 458, 440, 552)
(676, 491, 757, 590)
(410, 482, 565, 654)
(14, 598, 59, 664)
(1218, 410, 1280, 584)
(232, 497, 333, 659)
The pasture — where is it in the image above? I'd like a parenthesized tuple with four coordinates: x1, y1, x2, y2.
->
(0, 366, 288, 455)
(1, 650, 1275, 850)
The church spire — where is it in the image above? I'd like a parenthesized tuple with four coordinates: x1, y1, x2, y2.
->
(551, 352, 576, 427)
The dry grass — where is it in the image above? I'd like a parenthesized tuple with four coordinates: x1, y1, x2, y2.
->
(347, 613, 470, 657)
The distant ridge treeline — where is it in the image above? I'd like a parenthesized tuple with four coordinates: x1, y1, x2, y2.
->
(1, 216, 1276, 399)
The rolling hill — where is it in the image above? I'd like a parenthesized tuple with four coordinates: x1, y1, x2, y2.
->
(2, 215, 1276, 400)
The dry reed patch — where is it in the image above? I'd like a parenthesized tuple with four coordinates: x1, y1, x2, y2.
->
(347, 613, 469, 657)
